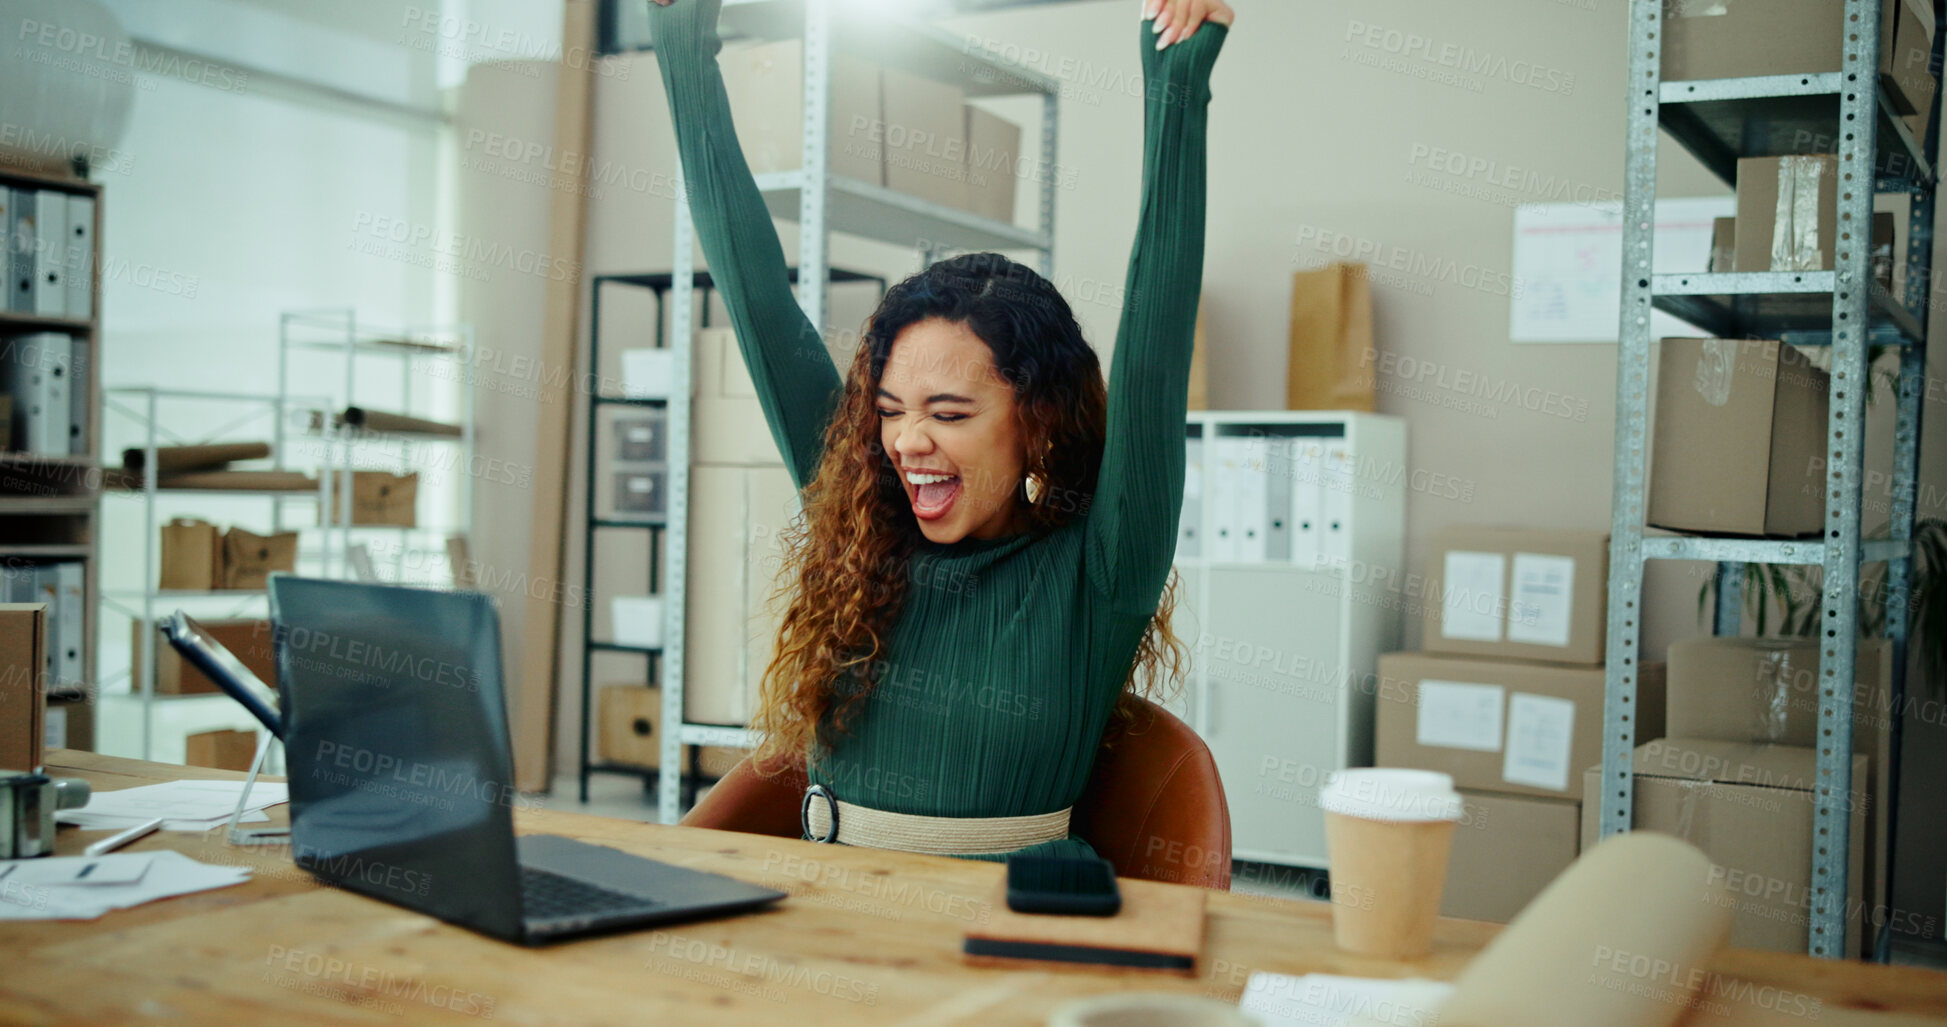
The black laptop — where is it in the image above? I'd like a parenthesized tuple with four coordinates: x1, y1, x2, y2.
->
(163, 575, 784, 945)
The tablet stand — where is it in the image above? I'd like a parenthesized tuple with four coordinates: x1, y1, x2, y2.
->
(225, 729, 290, 846)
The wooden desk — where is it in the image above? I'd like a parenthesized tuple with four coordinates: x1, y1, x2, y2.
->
(3, 752, 1945, 1026)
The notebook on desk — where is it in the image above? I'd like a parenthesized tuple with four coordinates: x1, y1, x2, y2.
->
(963, 876, 1207, 973)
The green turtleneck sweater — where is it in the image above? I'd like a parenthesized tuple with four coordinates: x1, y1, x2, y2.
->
(648, 0, 1224, 860)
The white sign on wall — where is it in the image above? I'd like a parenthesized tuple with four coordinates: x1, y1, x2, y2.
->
(1509, 196, 1735, 343)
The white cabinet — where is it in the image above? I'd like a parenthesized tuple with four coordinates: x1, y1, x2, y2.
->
(1174, 412, 1406, 868)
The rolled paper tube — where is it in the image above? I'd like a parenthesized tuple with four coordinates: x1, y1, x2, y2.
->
(341, 407, 463, 438)
(122, 442, 273, 473)
(1427, 832, 1732, 1027)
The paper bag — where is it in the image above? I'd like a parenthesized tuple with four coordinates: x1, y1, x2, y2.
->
(1286, 263, 1375, 412)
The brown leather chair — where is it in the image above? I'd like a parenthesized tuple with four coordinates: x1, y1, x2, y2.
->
(679, 697, 1233, 889)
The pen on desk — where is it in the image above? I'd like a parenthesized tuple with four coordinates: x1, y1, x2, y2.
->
(84, 817, 165, 857)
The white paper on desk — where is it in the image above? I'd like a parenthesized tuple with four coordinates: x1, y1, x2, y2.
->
(56, 779, 288, 831)
(2, 852, 154, 886)
(0, 850, 250, 921)
(1239, 972, 1454, 1027)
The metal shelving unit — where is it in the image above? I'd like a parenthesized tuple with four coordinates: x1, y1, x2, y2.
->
(1602, 0, 1941, 960)
(278, 309, 476, 585)
(645, 0, 1060, 824)
(577, 269, 881, 808)
(97, 386, 326, 762)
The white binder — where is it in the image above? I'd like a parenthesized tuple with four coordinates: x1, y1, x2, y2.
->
(8, 189, 34, 313)
(1290, 439, 1325, 568)
(1178, 435, 1203, 559)
(66, 337, 87, 455)
(1320, 439, 1355, 567)
(1263, 436, 1292, 563)
(52, 561, 83, 690)
(1207, 436, 1242, 562)
(63, 195, 93, 321)
(8, 333, 73, 454)
(1232, 434, 1269, 563)
(32, 190, 66, 318)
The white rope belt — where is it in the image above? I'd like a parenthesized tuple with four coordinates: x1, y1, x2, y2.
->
(801, 785, 1071, 856)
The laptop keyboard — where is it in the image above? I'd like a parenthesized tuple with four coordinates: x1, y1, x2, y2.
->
(521, 866, 662, 921)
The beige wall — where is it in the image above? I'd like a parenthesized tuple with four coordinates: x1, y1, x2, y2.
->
(531, 0, 1947, 927)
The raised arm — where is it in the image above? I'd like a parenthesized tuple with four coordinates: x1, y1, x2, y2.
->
(647, 0, 842, 490)
(1085, 11, 1226, 609)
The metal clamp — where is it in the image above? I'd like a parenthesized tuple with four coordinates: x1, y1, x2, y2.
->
(801, 784, 838, 843)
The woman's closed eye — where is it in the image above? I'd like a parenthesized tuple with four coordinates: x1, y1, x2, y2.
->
(877, 409, 969, 423)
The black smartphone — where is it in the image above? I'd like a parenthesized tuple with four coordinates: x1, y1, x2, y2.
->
(160, 611, 285, 737)
(1005, 855, 1121, 916)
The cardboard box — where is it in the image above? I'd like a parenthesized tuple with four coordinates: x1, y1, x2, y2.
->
(44, 692, 92, 752)
(185, 728, 258, 772)
(1733, 156, 1897, 281)
(1666, 635, 1894, 942)
(1709, 216, 1736, 272)
(1374, 652, 1665, 801)
(1441, 790, 1579, 923)
(1648, 338, 1828, 537)
(882, 67, 968, 209)
(221, 526, 297, 590)
(691, 327, 739, 398)
(720, 39, 881, 184)
(597, 684, 746, 776)
(1422, 527, 1609, 665)
(133, 618, 277, 696)
(1662, 0, 1934, 118)
(323, 471, 418, 527)
(686, 464, 797, 725)
(0, 603, 47, 771)
(1581, 739, 1868, 957)
(693, 396, 782, 466)
(159, 518, 223, 591)
(964, 105, 1021, 223)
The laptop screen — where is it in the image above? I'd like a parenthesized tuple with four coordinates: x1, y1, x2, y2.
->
(268, 576, 528, 939)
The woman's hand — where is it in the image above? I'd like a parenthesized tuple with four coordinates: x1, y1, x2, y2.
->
(1144, 0, 1233, 50)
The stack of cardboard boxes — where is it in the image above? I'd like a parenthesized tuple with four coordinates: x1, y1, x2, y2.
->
(1374, 527, 1663, 923)
(720, 40, 1025, 223)
(595, 326, 795, 778)
(1585, 637, 1892, 957)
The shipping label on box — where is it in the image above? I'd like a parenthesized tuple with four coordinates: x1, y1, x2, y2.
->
(1422, 528, 1608, 664)
(1376, 652, 1664, 801)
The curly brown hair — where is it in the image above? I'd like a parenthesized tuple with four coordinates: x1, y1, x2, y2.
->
(747, 254, 1191, 771)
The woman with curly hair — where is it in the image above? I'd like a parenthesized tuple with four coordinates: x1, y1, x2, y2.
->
(645, 0, 1231, 862)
